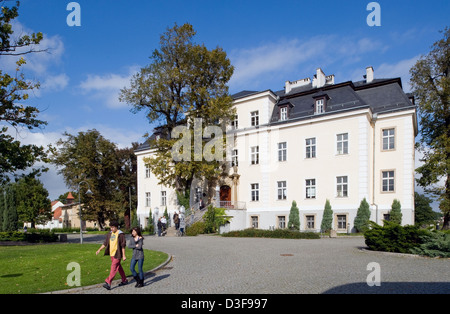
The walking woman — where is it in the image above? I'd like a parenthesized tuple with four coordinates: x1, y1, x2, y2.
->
(129, 227, 145, 288)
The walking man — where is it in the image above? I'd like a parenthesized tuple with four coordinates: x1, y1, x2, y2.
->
(96, 221, 128, 290)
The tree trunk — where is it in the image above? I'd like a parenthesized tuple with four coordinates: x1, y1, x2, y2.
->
(443, 212, 450, 230)
(443, 177, 450, 230)
(124, 209, 130, 230)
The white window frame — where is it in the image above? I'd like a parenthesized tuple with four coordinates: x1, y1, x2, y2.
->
(305, 138, 316, 158)
(251, 183, 259, 201)
(251, 215, 259, 228)
(231, 115, 238, 130)
(306, 215, 315, 230)
(161, 191, 167, 206)
(337, 214, 347, 230)
(278, 142, 287, 162)
(145, 164, 151, 178)
(251, 146, 259, 165)
(382, 170, 395, 192)
(280, 107, 288, 121)
(306, 179, 316, 199)
(336, 133, 348, 155)
(278, 216, 286, 229)
(336, 176, 348, 197)
(145, 192, 151, 207)
(277, 181, 287, 200)
(251, 111, 259, 127)
(382, 128, 395, 151)
(231, 149, 238, 167)
(315, 98, 324, 114)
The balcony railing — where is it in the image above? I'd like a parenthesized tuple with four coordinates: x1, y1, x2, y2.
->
(218, 201, 246, 210)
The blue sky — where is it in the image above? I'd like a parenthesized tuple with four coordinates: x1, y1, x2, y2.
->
(3, 0, 449, 201)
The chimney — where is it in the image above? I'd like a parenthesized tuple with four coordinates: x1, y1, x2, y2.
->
(312, 68, 326, 88)
(285, 77, 311, 94)
(366, 66, 374, 83)
(326, 74, 335, 85)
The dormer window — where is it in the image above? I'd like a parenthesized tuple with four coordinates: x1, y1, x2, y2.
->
(315, 98, 324, 114)
(280, 107, 288, 121)
(313, 94, 329, 114)
(277, 100, 293, 121)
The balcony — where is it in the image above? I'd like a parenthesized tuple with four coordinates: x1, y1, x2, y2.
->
(218, 201, 246, 210)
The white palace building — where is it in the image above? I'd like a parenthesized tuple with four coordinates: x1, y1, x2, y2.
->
(135, 67, 417, 233)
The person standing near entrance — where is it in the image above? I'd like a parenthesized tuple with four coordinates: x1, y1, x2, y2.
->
(96, 221, 128, 290)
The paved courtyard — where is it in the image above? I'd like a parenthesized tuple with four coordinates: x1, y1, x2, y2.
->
(67, 234, 449, 294)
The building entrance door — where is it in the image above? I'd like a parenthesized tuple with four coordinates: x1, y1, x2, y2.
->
(220, 185, 231, 208)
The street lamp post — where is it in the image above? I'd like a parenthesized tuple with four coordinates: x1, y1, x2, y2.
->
(78, 181, 93, 244)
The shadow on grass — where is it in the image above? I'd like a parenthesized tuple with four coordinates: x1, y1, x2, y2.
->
(1, 273, 23, 278)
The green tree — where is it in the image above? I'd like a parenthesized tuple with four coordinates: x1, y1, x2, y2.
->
(414, 192, 436, 227)
(114, 143, 138, 230)
(15, 177, 51, 228)
(390, 199, 402, 225)
(288, 200, 300, 230)
(0, 183, 17, 231)
(203, 205, 229, 233)
(130, 209, 139, 229)
(410, 27, 450, 229)
(120, 23, 235, 197)
(354, 198, 371, 232)
(321, 199, 333, 232)
(0, 1, 49, 183)
(147, 208, 154, 234)
(51, 129, 124, 229)
(163, 207, 169, 227)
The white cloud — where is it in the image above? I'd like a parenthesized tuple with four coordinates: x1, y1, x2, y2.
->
(41, 73, 70, 92)
(374, 56, 420, 92)
(0, 21, 65, 74)
(229, 37, 326, 87)
(79, 66, 140, 109)
(0, 20, 68, 101)
(4, 124, 145, 200)
(228, 35, 388, 91)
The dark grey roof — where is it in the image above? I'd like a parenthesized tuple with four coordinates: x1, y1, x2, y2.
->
(355, 81, 414, 114)
(232, 90, 259, 100)
(136, 77, 415, 152)
(134, 140, 151, 152)
(270, 83, 369, 124)
(231, 77, 415, 126)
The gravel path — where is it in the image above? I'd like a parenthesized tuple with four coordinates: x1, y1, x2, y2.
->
(60, 233, 450, 294)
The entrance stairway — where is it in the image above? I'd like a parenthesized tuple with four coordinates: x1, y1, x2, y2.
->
(164, 226, 177, 237)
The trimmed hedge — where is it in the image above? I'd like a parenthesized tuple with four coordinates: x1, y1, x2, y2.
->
(364, 221, 427, 253)
(222, 228, 320, 239)
(0, 231, 26, 241)
(185, 221, 206, 236)
(0, 230, 58, 243)
(364, 221, 450, 257)
(410, 230, 450, 258)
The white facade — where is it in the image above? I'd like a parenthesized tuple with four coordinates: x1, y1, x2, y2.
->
(136, 68, 417, 233)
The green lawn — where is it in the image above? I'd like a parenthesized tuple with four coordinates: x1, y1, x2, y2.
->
(0, 244, 168, 294)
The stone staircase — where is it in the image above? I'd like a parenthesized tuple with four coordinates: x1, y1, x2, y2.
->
(164, 226, 178, 237)
(162, 207, 209, 237)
